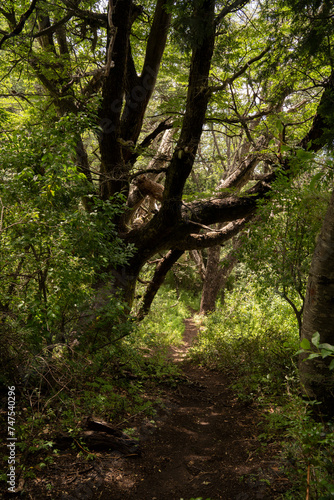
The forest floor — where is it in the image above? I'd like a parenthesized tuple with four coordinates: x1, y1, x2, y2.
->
(5, 318, 291, 500)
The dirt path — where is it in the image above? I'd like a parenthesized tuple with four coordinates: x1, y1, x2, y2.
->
(17, 318, 289, 499)
(109, 318, 288, 500)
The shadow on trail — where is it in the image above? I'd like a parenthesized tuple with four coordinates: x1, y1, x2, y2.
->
(14, 317, 289, 500)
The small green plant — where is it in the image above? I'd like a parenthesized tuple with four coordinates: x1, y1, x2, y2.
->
(180, 498, 213, 500)
(298, 332, 334, 370)
(135, 285, 192, 348)
(280, 401, 334, 499)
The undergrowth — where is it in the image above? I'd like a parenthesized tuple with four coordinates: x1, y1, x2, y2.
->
(134, 285, 198, 350)
(190, 284, 298, 402)
(0, 289, 185, 486)
(188, 281, 334, 499)
(2, 279, 333, 498)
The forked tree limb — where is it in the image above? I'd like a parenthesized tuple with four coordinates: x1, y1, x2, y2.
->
(32, 14, 73, 39)
(120, 0, 172, 145)
(209, 46, 271, 94)
(215, 0, 250, 25)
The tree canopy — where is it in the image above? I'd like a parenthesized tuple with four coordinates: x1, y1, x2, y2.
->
(1, 0, 334, 323)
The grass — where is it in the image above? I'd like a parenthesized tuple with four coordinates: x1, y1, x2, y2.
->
(134, 284, 198, 350)
(0, 286, 193, 487)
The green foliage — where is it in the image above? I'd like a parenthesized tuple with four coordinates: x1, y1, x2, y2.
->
(180, 498, 212, 500)
(0, 112, 135, 385)
(0, 1, 334, 496)
(0, 319, 184, 487)
(165, 255, 204, 300)
(299, 333, 334, 370)
(188, 273, 334, 499)
(135, 285, 193, 349)
(240, 173, 329, 330)
(190, 276, 299, 401)
(269, 398, 334, 500)
(167, 0, 214, 52)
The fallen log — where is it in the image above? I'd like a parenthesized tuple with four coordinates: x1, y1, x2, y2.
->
(54, 417, 140, 455)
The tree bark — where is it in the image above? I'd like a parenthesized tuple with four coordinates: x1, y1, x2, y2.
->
(137, 249, 184, 321)
(189, 250, 206, 281)
(98, 0, 171, 200)
(299, 189, 334, 415)
(126, 127, 173, 225)
(200, 245, 222, 314)
(158, 0, 216, 225)
(200, 239, 240, 314)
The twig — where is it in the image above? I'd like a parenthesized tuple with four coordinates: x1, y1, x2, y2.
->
(73, 438, 92, 455)
(306, 463, 310, 500)
(0, 197, 4, 232)
(115, 408, 153, 428)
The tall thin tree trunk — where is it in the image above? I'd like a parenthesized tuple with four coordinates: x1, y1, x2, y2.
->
(299, 189, 334, 415)
(200, 245, 222, 314)
(200, 241, 239, 314)
(189, 250, 206, 281)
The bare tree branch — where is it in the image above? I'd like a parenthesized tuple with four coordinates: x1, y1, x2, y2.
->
(173, 218, 251, 251)
(215, 0, 250, 25)
(137, 249, 184, 320)
(32, 14, 72, 39)
(209, 46, 271, 94)
(0, 0, 38, 50)
(130, 118, 174, 166)
(120, 0, 172, 145)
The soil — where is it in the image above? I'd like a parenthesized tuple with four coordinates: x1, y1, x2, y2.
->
(2, 318, 291, 500)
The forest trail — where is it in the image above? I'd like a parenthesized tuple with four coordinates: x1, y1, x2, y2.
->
(20, 317, 289, 500)
(108, 317, 289, 500)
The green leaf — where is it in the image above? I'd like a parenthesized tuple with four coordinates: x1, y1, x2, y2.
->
(309, 172, 323, 190)
(318, 342, 334, 352)
(300, 338, 311, 350)
(320, 349, 334, 359)
(306, 353, 320, 360)
(329, 359, 334, 370)
(296, 148, 314, 161)
(311, 332, 320, 348)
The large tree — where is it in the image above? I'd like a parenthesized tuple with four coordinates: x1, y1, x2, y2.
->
(299, 189, 334, 414)
(1, 0, 334, 321)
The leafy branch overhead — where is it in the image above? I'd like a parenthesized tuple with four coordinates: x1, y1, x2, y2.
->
(0, 0, 38, 49)
(1, 0, 334, 314)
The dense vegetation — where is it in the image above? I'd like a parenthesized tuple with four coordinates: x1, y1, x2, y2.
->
(1, 0, 334, 497)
